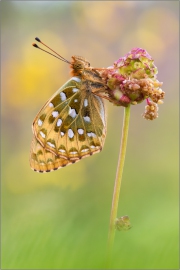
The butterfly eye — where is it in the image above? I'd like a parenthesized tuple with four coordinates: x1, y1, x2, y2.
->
(73, 62, 83, 70)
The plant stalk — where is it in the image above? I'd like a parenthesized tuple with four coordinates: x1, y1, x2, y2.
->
(106, 105, 131, 267)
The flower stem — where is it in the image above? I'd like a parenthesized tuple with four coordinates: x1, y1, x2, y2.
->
(106, 105, 131, 268)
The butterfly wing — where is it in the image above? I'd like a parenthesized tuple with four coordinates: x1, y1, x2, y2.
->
(30, 76, 106, 172)
(30, 135, 73, 172)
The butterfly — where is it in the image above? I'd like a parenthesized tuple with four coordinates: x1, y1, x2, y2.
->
(30, 38, 111, 173)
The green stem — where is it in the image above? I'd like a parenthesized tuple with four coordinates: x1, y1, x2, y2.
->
(106, 105, 131, 268)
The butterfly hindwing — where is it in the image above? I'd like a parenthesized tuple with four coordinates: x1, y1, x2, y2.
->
(30, 76, 106, 172)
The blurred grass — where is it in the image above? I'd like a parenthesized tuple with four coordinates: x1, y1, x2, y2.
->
(1, 1, 179, 269)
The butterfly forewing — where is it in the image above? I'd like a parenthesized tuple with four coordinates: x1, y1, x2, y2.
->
(30, 74, 106, 172)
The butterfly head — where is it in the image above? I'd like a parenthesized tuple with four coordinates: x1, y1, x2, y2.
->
(71, 56, 91, 76)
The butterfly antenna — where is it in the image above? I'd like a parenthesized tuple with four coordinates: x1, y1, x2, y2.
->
(33, 37, 71, 64)
(32, 43, 67, 62)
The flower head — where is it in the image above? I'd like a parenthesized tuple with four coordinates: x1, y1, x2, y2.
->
(101, 48, 164, 120)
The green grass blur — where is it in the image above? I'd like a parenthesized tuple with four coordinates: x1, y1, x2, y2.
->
(1, 1, 179, 269)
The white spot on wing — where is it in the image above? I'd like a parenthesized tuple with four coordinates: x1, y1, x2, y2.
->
(47, 142, 55, 148)
(83, 116, 91, 123)
(40, 161, 45, 165)
(52, 111, 59, 117)
(68, 129, 74, 138)
(60, 92, 66, 101)
(57, 119, 62, 127)
(59, 149, 66, 153)
(38, 119, 43, 126)
(70, 151, 78, 155)
(49, 102, 54, 108)
(47, 160, 52, 164)
(69, 108, 77, 118)
(87, 132, 96, 138)
(71, 76, 81, 83)
(78, 128, 84, 135)
(74, 99, 78, 103)
(84, 99, 88, 107)
(60, 131, 65, 137)
(81, 148, 89, 153)
(72, 88, 79, 93)
(90, 145, 96, 149)
(40, 131, 46, 138)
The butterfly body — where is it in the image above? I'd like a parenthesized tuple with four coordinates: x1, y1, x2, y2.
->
(30, 56, 107, 173)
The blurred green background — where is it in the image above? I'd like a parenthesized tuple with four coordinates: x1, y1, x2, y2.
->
(1, 1, 179, 269)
